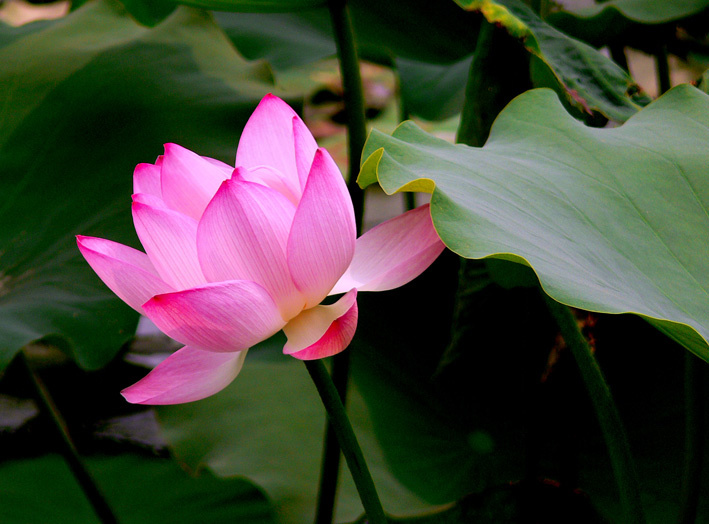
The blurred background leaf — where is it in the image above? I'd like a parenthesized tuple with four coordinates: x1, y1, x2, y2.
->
(0, 0, 276, 370)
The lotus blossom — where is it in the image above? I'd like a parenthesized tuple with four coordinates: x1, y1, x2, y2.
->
(77, 94, 444, 405)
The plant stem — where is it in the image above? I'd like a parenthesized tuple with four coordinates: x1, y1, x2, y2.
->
(676, 352, 704, 524)
(542, 296, 647, 524)
(313, 351, 351, 524)
(305, 360, 387, 524)
(314, 4, 367, 522)
(329, 0, 366, 235)
(456, 18, 531, 147)
(18, 351, 120, 524)
(656, 44, 671, 95)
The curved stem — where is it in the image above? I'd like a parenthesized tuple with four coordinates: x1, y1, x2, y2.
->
(542, 296, 646, 524)
(19, 351, 120, 524)
(305, 360, 387, 524)
(676, 352, 704, 524)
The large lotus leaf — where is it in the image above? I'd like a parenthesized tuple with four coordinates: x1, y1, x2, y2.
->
(0, 0, 274, 370)
(455, 0, 651, 122)
(0, 453, 274, 523)
(157, 338, 431, 524)
(360, 85, 709, 360)
(554, 0, 709, 25)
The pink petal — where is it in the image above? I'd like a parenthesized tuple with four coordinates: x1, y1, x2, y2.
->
(235, 94, 304, 200)
(132, 192, 168, 209)
(287, 148, 356, 307)
(121, 346, 247, 405)
(197, 179, 305, 320)
(292, 115, 318, 192)
(142, 280, 286, 353)
(231, 165, 300, 205)
(283, 289, 358, 360)
(133, 163, 162, 198)
(77, 235, 174, 313)
(160, 143, 232, 220)
(132, 202, 205, 290)
(331, 204, 445, 294)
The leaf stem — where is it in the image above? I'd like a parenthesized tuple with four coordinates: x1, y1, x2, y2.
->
(18, 351, 120, 524)
(305, 360, 387, 524)
(329, 0, 366, 234)
(313, 351, 351, 524)
(542, 296, 647, 524)
(314, 3, 367, 523)
(676, 352, 704, 524)
(655, 44, 671, 95)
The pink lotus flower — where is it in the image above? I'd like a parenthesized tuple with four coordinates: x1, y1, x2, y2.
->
(77, 95, 444, 405)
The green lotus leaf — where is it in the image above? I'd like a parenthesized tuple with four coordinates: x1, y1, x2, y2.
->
(0, 453, 274, 523)
(455, 0, 651, 122)
(360, 85, 709, 360)
(157, 338, 431, 524)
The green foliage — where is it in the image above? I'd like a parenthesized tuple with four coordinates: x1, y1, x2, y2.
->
(0, 0, 275, 370)
(360, 85, 709, 360)
(455, 0, 651, 121)
(0, 453, 274, 523)
(157, 337, 431, 524)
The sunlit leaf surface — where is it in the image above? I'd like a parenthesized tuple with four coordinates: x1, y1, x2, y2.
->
(360, 85, 709, 359)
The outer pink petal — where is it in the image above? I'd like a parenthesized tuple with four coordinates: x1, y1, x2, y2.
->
(142, 280, 286, 353)
(77, 235, 174, 313)
(287, 148, 356, 307)
(283, 290, 358, 360)
(235, 94, 304, 199)
(160, 143, 231, 220)
(292, 115, 318, 192)
(331, 204, 445, 294)
(121, 346, 247, 405)
(132, 202, 205, 290)
(197, 179, 304, 320)
(133, 163, 162, 198)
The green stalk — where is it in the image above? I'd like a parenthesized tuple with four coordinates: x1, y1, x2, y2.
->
(314, 3, 368, 523)
(329, 0, 366, 234)
(543, 296, 646, 524)
(305, 360, 387, 524)
(676, 352, 704, 524)
(19, 351, 120, 524)
(656, 44, 671, 95)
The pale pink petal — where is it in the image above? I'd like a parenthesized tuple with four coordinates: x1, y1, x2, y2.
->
(77, 235, 174, 313)
(235, 94, 303, 199)
(197, 179, 305, 320)
(132, 202, 205, 290)
(160, 143, 231, 220)
(133, 163, 162, 198)
(142, 281, 286, 353)
(331, 204, 445, 294)
(292, 115, 318, 192)
(284, 289, 357, 360)
(287, 148, 356, 307)
(231, 165, 300, 205)
(121, 346, 247, 405)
